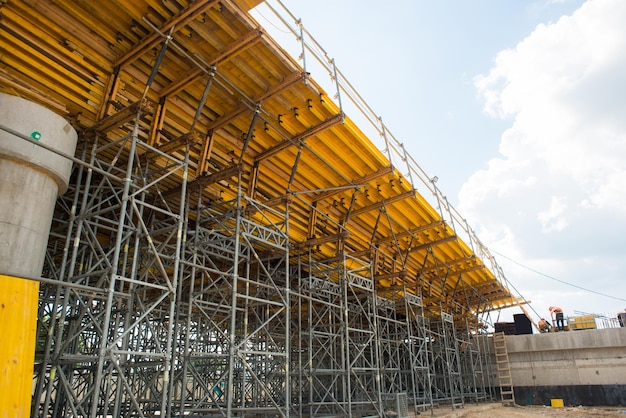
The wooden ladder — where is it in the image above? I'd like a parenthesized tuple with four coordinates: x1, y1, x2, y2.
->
(493, 332, 515, 405)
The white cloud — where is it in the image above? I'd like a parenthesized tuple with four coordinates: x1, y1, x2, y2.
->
(537, 196, 568, 233)
(461, 0, 626, 316)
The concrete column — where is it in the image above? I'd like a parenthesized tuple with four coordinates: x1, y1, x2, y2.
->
(0, 93, 77, 417)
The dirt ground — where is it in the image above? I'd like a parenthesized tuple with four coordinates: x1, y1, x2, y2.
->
(416, 402, 626, 417)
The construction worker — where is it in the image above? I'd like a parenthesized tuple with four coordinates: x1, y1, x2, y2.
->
(538, 318, 550, 333)
(549, 306, 565, 331)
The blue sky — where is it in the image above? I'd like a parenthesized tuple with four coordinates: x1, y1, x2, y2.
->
(251, 0, 626, 325)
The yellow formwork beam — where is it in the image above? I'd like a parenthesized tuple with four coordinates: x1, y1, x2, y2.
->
(0, 274, 39, 417)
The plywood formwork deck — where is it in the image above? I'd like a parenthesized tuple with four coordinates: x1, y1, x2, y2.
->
(0, 0, 516, 318)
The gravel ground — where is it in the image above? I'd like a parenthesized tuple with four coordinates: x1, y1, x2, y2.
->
(415, 402, 626, 417)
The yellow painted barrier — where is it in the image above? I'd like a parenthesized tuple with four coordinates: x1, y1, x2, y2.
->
(551, 398, 564, 408)
(0, 274, 39, 417)
(568, 315, 596, 330)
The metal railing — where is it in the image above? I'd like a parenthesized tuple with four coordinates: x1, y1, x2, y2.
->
(251, 0, 514, 302)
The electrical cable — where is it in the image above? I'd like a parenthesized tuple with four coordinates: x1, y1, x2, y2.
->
(253, 5, 292, 34)
(492, 250, 626, 303)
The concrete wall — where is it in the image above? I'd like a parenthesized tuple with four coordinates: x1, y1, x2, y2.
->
(501, 328, 626, 406)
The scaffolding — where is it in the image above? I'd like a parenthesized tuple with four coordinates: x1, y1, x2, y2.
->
(377, 288, 432, 414)
(31, 130, 500, 416)
(36, 149, 459, 417)
(0, 0, 522, 416)
(429, 311, 463, 408)
(458, 318, 493, 404)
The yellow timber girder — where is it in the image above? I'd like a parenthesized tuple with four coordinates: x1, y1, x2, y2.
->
(0, 0, 517, 317)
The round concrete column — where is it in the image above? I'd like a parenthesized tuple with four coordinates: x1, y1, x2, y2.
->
(0, 93, 77, 277)
(0, 93, 78, 416)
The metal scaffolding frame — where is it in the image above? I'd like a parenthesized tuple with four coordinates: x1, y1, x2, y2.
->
(34, 117, 190, 417)
(476, 327, 498, 402)
(292, 251, 384, 417)
(403, 292, 433, 412)
(429, 310, 464, 408)
(0, 1, 522, 416)
(377, 288, 433, 414)
(23, 88, 506, 418)
(458, 318, 493, 404)
(172, 193, 291, 417)
(295, 254, 347, 417)
(377, 290, 410, 405)
(343, 258, 382, 417)
(27, 103, 500, 417)
(36, 136, 293, 417)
